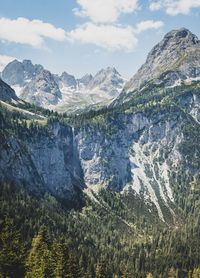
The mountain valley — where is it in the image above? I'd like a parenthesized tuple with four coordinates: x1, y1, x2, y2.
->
(0, 28, 200, 277)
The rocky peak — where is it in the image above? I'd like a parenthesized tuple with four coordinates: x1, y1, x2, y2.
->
(123, 28, 200, 92)
(20, 69, 62, 107)
(2, 60, 24, 86)
(79, 74, 93, 86)
(1, 59, 43, 86)
(60, 72, 77, 88)
(89, 67, 123, 88)
(87, 66, 125, 98)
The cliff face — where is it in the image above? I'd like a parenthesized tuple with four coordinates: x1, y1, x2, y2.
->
(0, 121, 84, 201)
(75, 90, 199, 222)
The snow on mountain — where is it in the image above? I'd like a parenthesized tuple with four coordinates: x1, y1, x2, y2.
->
(1, 59, 126, 111)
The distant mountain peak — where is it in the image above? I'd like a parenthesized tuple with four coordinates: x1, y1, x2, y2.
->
(60, 71, 77, 88)
(97, 66, 120, 76)
(79, 73, 93, 86)
(1, 59, 43, 86)
(1, 58, 125, 110)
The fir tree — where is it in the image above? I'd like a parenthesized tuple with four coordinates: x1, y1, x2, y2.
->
(0, 218, 25, 277)
(26, 225, 53, 278)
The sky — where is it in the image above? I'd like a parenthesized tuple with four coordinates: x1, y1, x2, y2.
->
(0, 0, 199, 78)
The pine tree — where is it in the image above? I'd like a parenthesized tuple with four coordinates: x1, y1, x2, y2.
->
(67, 251, 82, 278)
(52, 239, 70, 278)
(146, 273, 154, 278)
(95, 262, 107, 278)
(168, 267, 178, 278)
(192, 268, 200, 278)
(0, 218, 25, 277)
(26, 225, 53, 278)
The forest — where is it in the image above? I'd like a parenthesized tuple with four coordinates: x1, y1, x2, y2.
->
(0, 182, 200, 278)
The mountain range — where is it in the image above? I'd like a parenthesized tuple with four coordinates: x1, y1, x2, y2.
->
(1, 28, 200, 277)
(1, 59, 125, 112)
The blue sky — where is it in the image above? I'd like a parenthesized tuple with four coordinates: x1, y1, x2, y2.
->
(0, 0, 199, 78)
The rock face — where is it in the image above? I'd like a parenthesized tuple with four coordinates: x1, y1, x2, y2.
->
(1, 60, 125, 111)
(124, 28, 200, 92)
(0, 120, 84, 203)
(20, 70, 62, 107)
(88, 67, 125, 98)
(1, 59, 43, 86)
(78, 74, 93, 86)
(60, 72, 77, 88)
(0, 79, 19, 103)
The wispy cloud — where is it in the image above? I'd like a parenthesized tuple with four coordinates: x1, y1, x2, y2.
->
(135, 20, 164, 33)
(0, 17, 66, 48)
(74, 0, 139, 23)
(149, 0, 200, 16)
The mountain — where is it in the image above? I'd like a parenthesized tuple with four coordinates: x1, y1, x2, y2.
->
(123, 28, 200, 93)
(1, 59, 43, 87)
(60, 72, 77, 88)
(1, 28, 200, 277)
(88, 67, 125, 98)
(0, 78, 19, 103)
(20, 70, 62, 107)
(78, 73, 93, 86)
(1, 60, 126, 112)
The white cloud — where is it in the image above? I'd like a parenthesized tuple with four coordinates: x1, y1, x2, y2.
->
(0, 17, 67, 48)
(0, 55, 17, 71)
(74, 0, 139, 23)
(67, 20, 164, 51)
(135, 20, 164, 33)
(149, 0, 200, 16)
(0, 16, 164, 53)
(68, 22, 138, 51)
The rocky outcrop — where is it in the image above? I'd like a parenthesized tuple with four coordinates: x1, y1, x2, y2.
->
(20, 70, 62, 107)
(1, 59, 43, 86)
(0, 79, 19, 103)
(123, 28, 200, 92)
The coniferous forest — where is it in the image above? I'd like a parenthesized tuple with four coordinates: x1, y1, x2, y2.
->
(0, 179, 200, 278)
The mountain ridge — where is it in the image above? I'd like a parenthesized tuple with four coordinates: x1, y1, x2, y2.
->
(1, 60, 126, 112)
(123, 28, 200, 94)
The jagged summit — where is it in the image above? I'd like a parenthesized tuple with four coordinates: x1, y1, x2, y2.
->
(1, 60, 126, 110)
(88, 66, 125, 97)
(78, 73, 93, 86)
(1, 59, 43, 87)
(60, 72, 77, 88)
(123, 28, 200, 92)
(20, 69, 62, 107)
